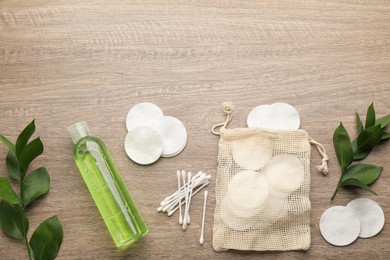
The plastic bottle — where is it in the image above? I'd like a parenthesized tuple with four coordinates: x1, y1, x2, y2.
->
(68, 121, 148, 248)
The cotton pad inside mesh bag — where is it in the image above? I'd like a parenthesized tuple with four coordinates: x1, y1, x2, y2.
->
(211, 103, 328, 252)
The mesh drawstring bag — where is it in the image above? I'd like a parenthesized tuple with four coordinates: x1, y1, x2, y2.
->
(211, 103, 328, 252)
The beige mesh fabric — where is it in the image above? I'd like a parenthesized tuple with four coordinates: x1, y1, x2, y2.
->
(213, 127, 311, 252)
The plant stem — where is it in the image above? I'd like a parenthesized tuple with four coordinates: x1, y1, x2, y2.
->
(331, 169, 345, 200)
(20, 177, 32, 260)
(22, 211, 32, 260)
(25, 236, 33, 260)
(330, 184, 340, 201)
(19, 205, 32, 260)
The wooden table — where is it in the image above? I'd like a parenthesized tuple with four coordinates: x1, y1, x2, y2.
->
(1, 0, 390, 259)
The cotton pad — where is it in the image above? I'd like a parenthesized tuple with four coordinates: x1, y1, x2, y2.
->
(319, 206, 360, 246)
(247, 104, 272, 128)
(247, 103, 300, 130)
(261, 195, 289, 220)
(264, 155, 305, 194)
(346, 198, 385, 238)
(126, 102, 164, 132)
(124, 125, 163, 165)
(251, 196, 288, 230)
(231, 136, 272, 170)
(220, 196, 257, 231)
(150, 116, 187, 157)
(227, 171, 269, 218)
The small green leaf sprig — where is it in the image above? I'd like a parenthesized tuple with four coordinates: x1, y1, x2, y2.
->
(0, 120, 63, 260)
(332, 103, 390, 200)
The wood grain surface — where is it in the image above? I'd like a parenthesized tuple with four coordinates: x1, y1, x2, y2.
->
(1, 0, 390, 259)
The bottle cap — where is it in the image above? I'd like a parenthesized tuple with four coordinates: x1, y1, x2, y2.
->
(68, 121, 91, 144)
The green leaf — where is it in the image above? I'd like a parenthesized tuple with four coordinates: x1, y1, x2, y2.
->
(355, 112, 364, 134)
(22, 167, 50, 207)
(351, 138, 370, 160)
(16, 119, 36, 156)
(18, 137, 44, 176)
(340, 177, 377, 195)
(351, 138, 357, 153)
(375, 114, 390, 129)
(365, 103, 376, 128)
(30, 216, 63, 260)
(353, 150, 371, 160)
(382, 132, 390, 140)
(333, 123, 353, 170)
(356, 125, 382, 153)
(342, 164, 382, 185)
(0, 201, 28, 241)
(6, 151, 21, 182)
(0, 133, 16, 154)
(0, 177, 20, 204)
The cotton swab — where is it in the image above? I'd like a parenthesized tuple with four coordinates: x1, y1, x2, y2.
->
(157, 173, 210, 212)
(167, 182, 210, 216)
(158, 170, 211, 222)
(160, 171, 203, 204)
(183, 172, 192, 230)
(177, 170, 183, 225)
(199, 190, 208, 245)
(161, 199, 178, 212)
(186, 176, 195, 225)
(159, 172, 205, 203)
(182, 171, 188, 230)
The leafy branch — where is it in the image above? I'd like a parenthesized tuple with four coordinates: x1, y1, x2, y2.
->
(331, 103, 390, 200)
(0, 120, 63, 260)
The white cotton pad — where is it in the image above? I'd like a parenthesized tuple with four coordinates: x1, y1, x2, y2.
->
(220, 196, 257, 231)
(264, 155, 305, 194)
(126, 102, 164, 132)
(124, 125, 163, 165)
(231, 136, 272, 170)
(319, 206, 361, 246)
(252, 196, 288, 230)
(251, 197, 287, 230)
(247, 104, 272, 128)
(150, 116, 187, 157)
(247, 102, 300, 130)
(346, 198, 385, 238)
(227, 171, 269, 218)
(261, 195, 289, 220)
(267, 185, 289, 199)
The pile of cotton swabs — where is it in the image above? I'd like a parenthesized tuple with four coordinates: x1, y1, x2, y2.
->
(158, 170, 210, 241)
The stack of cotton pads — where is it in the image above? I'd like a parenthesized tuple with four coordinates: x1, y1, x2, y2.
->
(221, 171, 269, 231)
(125, 102, 187, 165)
(220, 154, 305, 231)
(220, 103, 305, 231)
(320, 198, 385, 246)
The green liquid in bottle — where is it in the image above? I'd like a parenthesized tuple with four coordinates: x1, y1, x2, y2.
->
(69, 122, 148, 248)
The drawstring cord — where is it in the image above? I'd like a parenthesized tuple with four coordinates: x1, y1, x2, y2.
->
(309, 137, 329, 175)
(212, 102, 234, 135)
